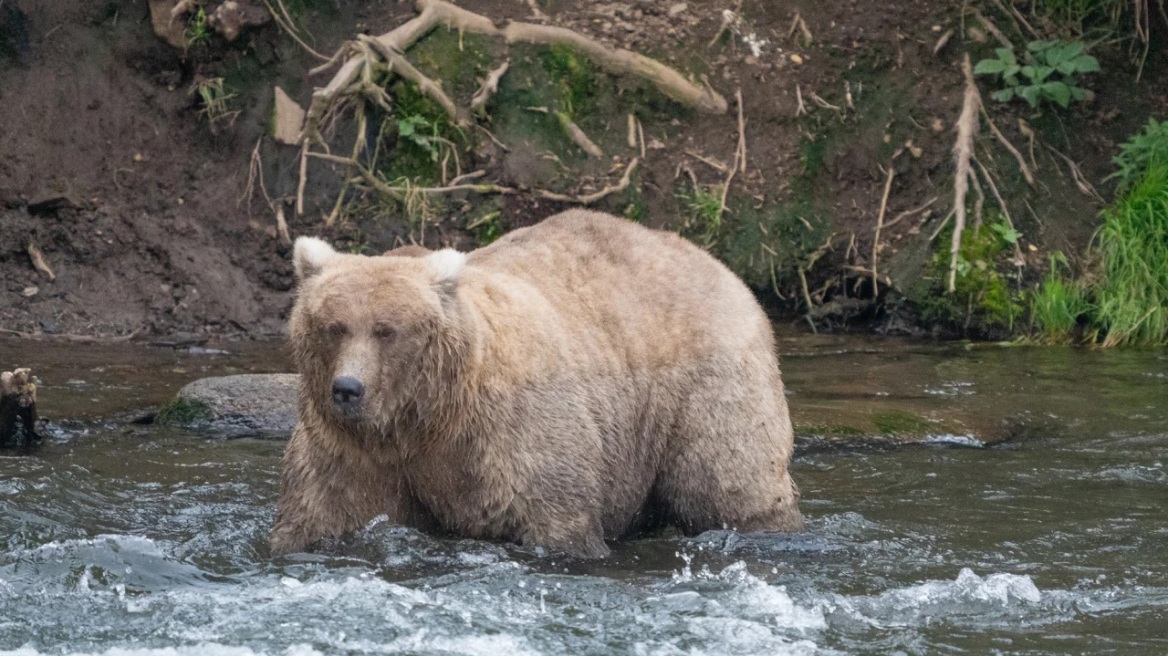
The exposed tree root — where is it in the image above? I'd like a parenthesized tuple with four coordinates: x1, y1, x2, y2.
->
(525, 107, 604, 158)
(471, 61, 510, 111)
(949, 54, 979, 294)
(871, 166, 895, 296)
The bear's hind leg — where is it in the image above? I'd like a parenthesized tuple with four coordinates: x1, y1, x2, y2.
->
(655, 368, 803, 536)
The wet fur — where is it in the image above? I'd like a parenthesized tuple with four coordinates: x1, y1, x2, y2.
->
(270, 210, 803, 557)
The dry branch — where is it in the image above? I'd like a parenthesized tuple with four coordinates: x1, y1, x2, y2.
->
(361, 35, 465, 125)
(536, 159, 639, 204)
(949, 54, 979, 294)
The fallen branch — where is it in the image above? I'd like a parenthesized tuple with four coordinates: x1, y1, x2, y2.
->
(527, 107, 603, 158)
(1045, 145, 1104, 202)
(536, 158, 639, 204)
(949, 54, 979, 294)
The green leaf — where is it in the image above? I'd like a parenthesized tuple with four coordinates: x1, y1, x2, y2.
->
(1043, 81, 1072, 108)
(992, 223, 1021, 245)
(1070, 86, 1086, 100)
(992, 88, 1016, 102)
(1019, 86, 1041, 107)
(1005, 64, 1021, 78)
(398, 118, 416, 137)
(1020, 65, 1037, 81)
(975, 58, 1008, 75)
(995, 48, 1017, 65)
(1027, 40, 1056, 52)
(1072, 54, 1100, 73)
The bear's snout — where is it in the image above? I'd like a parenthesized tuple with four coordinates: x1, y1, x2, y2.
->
(331, 376, 365, 411)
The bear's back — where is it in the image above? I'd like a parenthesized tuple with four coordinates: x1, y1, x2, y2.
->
(467, 210, 772, 360)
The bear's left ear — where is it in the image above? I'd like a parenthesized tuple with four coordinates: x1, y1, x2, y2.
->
(426, 249, 466, 286)
(294, 237, 338, 282)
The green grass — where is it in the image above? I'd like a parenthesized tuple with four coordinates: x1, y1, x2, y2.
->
(1090, 164, 1168, 346)
(1029, 253, 1091, 343)
(677, 184, 723, 247)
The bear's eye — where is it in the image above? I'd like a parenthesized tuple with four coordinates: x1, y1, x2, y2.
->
(326, 322, 348, 338)
(373, 325, 397, 340)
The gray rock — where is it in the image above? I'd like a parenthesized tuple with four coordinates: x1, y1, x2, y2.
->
(162, 374, 299, 439)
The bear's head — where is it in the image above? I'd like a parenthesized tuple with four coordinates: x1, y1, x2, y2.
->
(289, 237, 469, 431)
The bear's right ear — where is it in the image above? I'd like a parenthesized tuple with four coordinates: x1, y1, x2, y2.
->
(294, 237, 338, 282)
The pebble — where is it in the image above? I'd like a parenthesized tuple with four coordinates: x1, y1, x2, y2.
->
(668, 2, 687, 17)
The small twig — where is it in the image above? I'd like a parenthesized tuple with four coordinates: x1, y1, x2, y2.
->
(735, 88, 747, 173)
(627, 113, 637, 149)
(797, 267, 817, 333)
(973, 156, 1024, 264)
(685, 150, 728, 173)
(980, 105, 1034, 186)
(275, 205, 292, 245)
(795, 84, 807, 116)
(988, 0, 1039, 39)
(260, 0, 331, 60)
(933, 29, 954, 55)
(475, 125, 511, 152)
(972, 8, 1014, 50)
(449, 170, 486, 186)
(26, 243, 55, 281)
(296, 141, 309, 216)
(525, 106, 603, 157)
(871, 166, 895, 297)
(1045, 145, 1104, 202)
(536, 158, 639, 204)
(884, 196, 938, 230)
(807, 91, 840, 111)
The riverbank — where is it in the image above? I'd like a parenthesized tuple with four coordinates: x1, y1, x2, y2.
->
(1, 0, 1165, 340)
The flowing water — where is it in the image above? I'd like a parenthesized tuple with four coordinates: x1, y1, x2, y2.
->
(0, 336, 1165, 655)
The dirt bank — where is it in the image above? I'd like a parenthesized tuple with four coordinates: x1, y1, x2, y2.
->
(1, 0, 1164, 339)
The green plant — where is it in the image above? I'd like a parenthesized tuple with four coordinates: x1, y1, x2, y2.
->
(974, 40, 1099, 108)
(678, 184, 723, 246)
(1090, 163, 1168, 346)
(1108, 118, 1168, 189)
(1029, 252, 1091, 343)
(191, 77, 239, 129)
(184, 5, 210, 49)
(466, 211, 503, 245)
(923, 219, 1026, 332)
(396, 114, 444, 162)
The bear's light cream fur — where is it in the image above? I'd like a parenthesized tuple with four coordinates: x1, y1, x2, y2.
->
(270, 210, 802, 557)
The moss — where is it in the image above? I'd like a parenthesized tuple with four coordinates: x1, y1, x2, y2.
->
(871, 410, 934, 436)
(797, 423, 868, 438)
(918, 219, 1025, 334)
(156, 397, 212, 427)
(716, 194, 829, 293)
(540, 44, 597, 117)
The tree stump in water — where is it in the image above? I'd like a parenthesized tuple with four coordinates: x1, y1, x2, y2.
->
(1, 368, 39, 446)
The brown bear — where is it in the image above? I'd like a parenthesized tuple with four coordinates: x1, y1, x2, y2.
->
(269, 209, 802, 558)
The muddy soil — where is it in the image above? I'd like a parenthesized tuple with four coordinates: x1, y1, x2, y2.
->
(0, 0, 1164, 338)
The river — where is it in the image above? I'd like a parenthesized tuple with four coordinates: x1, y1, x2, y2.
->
(0, 335, 1165, 655)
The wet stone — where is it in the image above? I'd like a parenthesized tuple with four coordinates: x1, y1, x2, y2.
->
(162, 373, 298, 439)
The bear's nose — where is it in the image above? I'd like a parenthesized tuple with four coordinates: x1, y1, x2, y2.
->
(331, 376, 365, 406)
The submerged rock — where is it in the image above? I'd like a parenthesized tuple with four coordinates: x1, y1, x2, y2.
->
(161, 373, 298, 439)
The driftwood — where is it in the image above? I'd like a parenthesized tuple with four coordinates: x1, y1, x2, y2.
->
(1, 368, 39, 447)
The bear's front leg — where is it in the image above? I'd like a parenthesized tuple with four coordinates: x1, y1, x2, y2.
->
(269, 421, 412, 556)
(519, 510, 610, 559)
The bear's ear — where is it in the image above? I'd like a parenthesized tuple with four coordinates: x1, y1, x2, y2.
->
(294, 237, 338, 282)
(426, 248, 466, 284)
